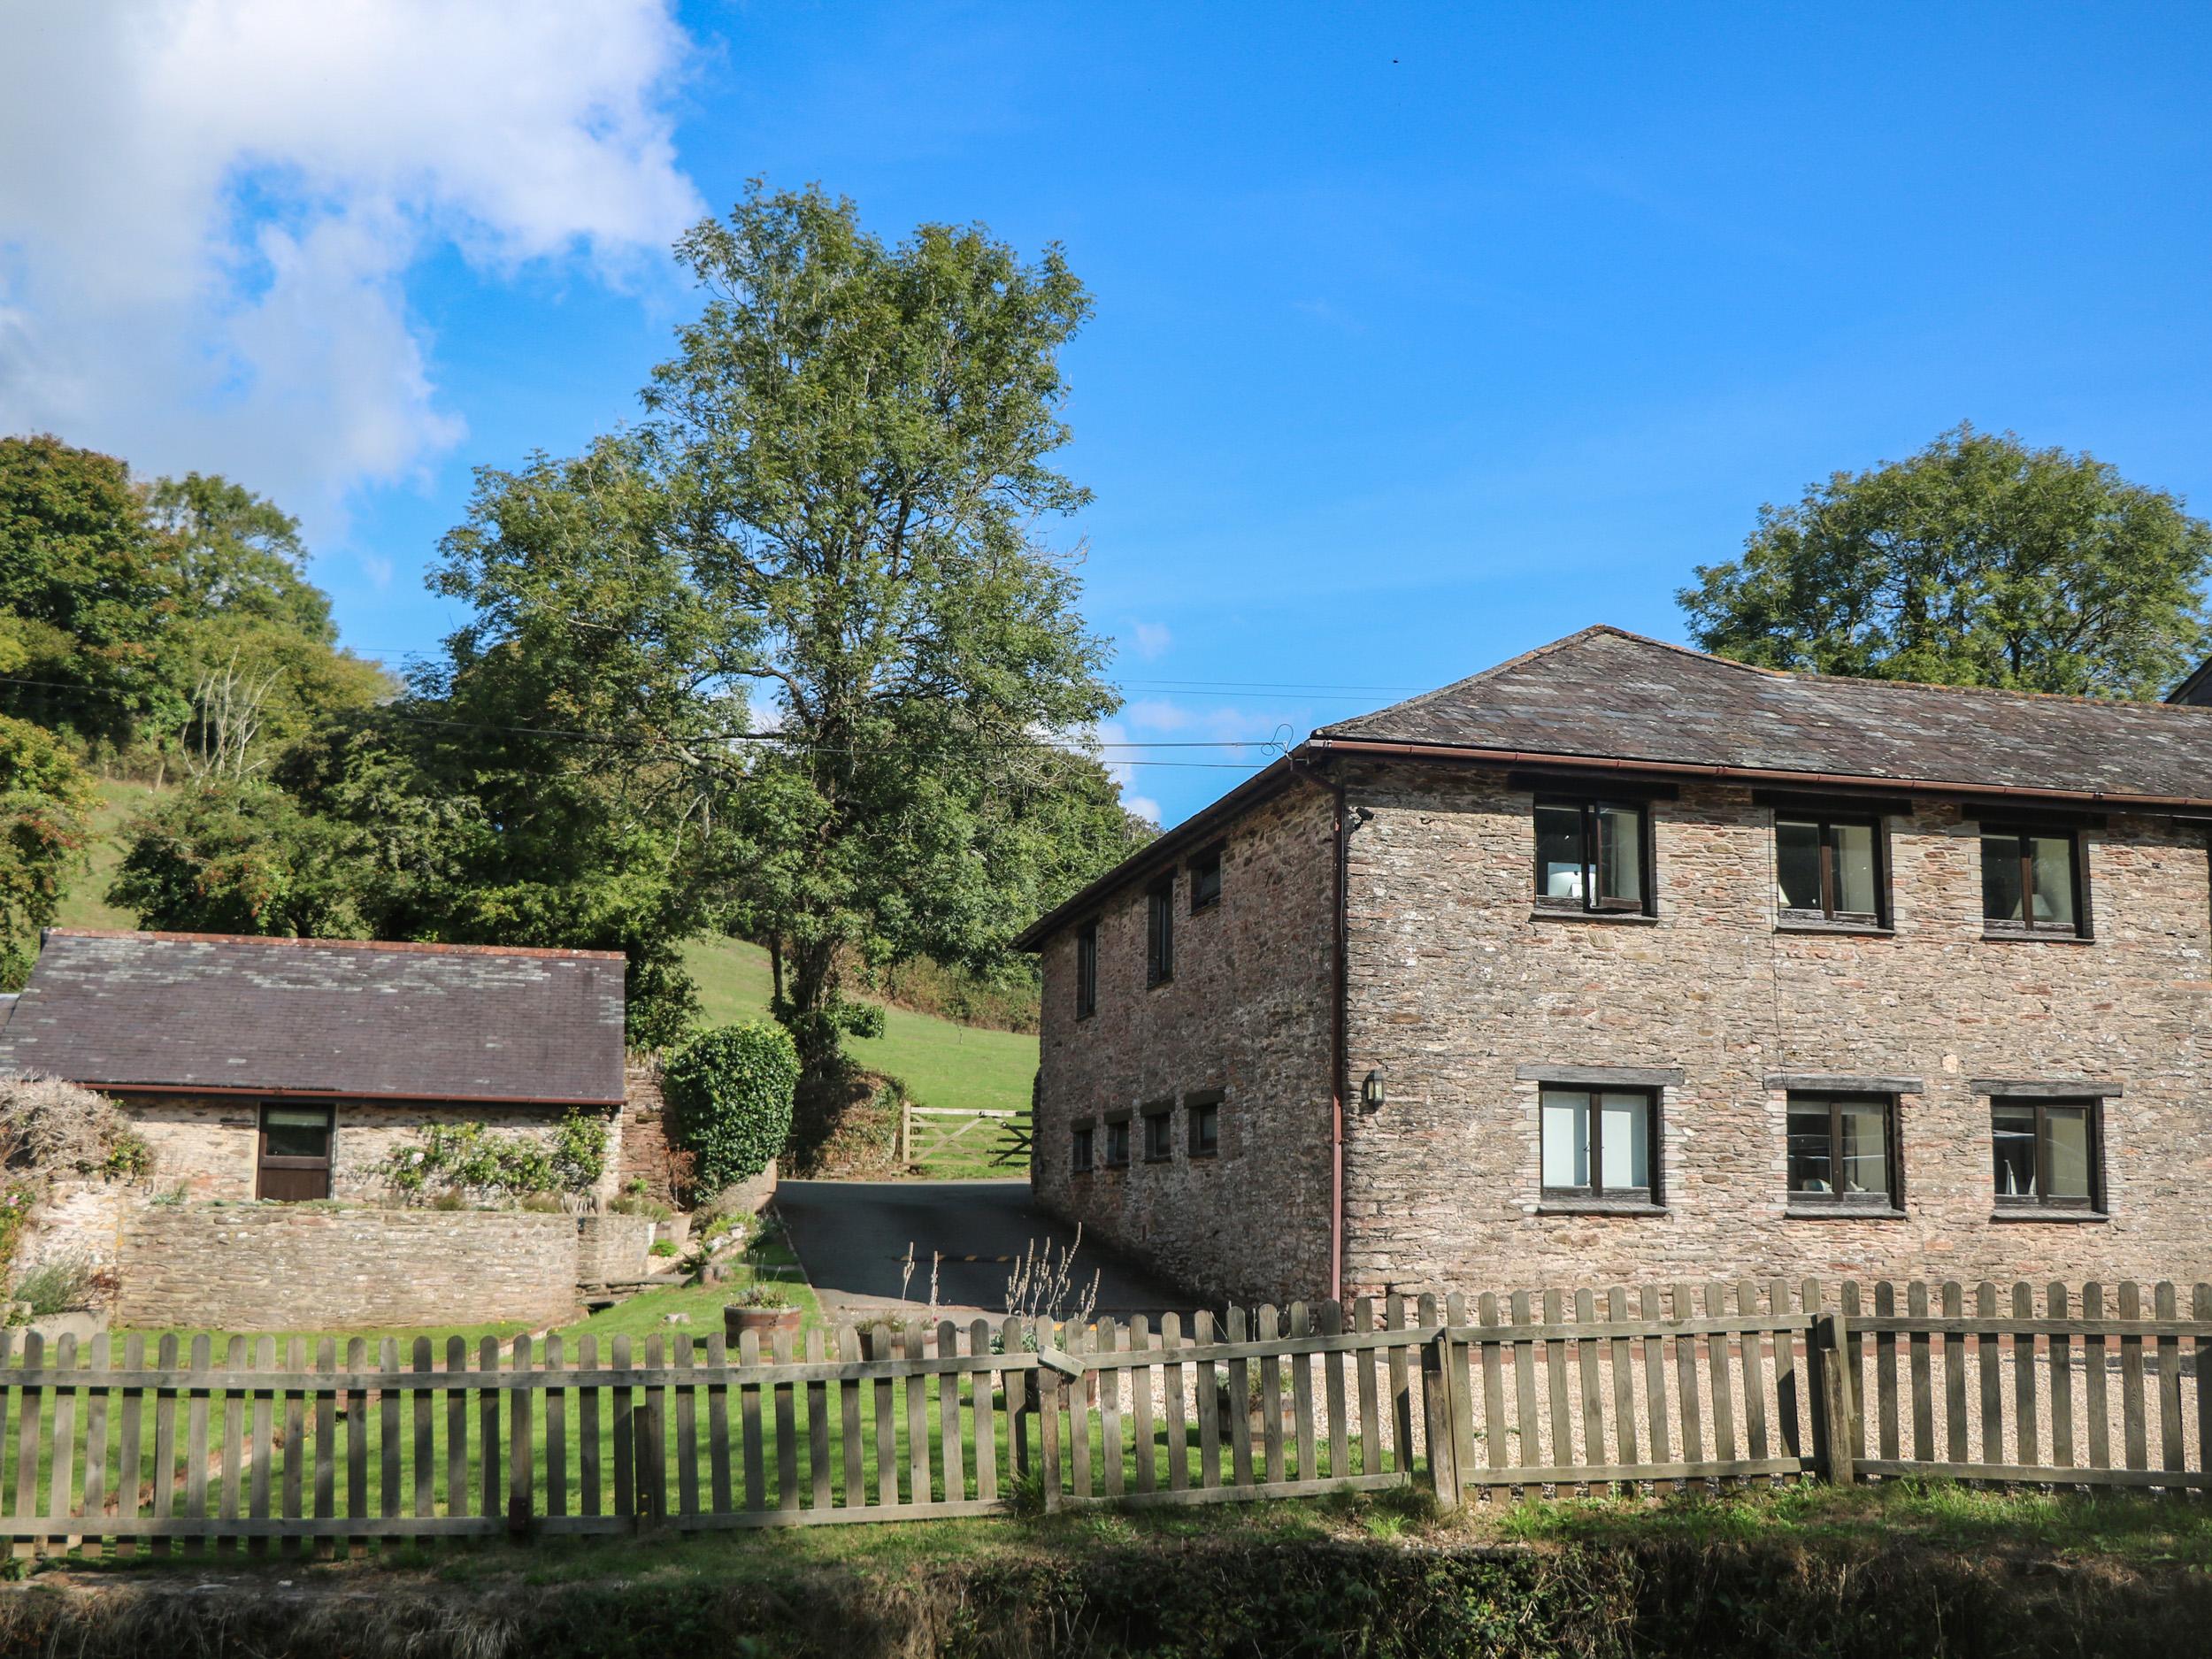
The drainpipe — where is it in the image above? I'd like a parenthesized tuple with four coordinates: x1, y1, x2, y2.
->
(1330, 768, 1348, 1305)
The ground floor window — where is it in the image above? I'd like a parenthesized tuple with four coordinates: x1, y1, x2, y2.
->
(1103, 1118, 1131, 1169)
(1993, 1098, 2101, 1210)
(1187, 1089, 1220, 1157)
(1786, 1094, 1899, 1208)
(257, 1103, 334, 1201)
(1539, 1086, 1656, 1202)
(1071, 1124, 1094, 1174)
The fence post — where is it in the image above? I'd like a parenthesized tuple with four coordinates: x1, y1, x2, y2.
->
(1814, 1307, 1857, 1487)
(1419, 1315, 1462, 1509)
(897, 1099, 911, 1165)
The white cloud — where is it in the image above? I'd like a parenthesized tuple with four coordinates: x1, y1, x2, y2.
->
(1131, 621, 1171, 661)
(1123, 795, 1162, 825)
(0, 0, 701, 526)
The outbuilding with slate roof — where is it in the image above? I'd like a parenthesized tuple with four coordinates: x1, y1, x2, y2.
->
(1019, 626, 2212, 1307)
(0, 929, 632, 1202)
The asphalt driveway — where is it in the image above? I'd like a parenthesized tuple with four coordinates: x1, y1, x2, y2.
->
(775, 1179, 1187, 1325)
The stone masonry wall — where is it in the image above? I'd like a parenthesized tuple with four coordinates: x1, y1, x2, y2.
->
(1340, 761, 2212, 1301)
(115, 1206, 580, 1330)
(613, 1059, 685, 1204)
(112, 1096, 625, 1204)
(1033, 780, 1340, 1306)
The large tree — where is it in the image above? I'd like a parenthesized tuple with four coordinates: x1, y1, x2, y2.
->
(643, 184, 1121, 1086)
(1678, 425, 2212, 698)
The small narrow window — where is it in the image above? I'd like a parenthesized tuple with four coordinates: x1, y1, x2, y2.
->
(1103, 1118, 1132, 1168)
(1539, 1086, 1657, 1202)
(1981, 828, 2085, 936)
(1188, 1094, 1219, 1157)
(1775, 816, 1885, 925)
(1993, 1098, 2101, 1210)
(1146, 879, 1175, 986)
(1143, 1106, 1174, 1162)
(1786, 1094, 1899, 1208)
(1189, 844, 1224, 913)
(1533, 800, 1651, 914)
(1074, 921, 1098, 1018)
(1071, 1125, 1094, 1174)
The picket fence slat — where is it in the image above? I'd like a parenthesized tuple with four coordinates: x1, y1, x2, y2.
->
(6, 1278, 2205, 1550)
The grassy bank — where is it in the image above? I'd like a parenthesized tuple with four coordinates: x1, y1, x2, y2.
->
(4, 1484, 2210, 1656)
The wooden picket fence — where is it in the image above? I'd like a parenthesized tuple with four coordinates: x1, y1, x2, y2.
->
(1, 1278, 2206, 1553)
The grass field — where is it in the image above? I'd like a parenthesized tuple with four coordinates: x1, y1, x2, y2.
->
(53, 782, 1038, 1139)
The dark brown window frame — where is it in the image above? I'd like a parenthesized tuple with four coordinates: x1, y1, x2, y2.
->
(1784, 1092, 1904, 1211)
(1532, 796, 1655, 916)
(1145, 879, 1175, 987)
(1141, 1102, 1175, 1163)
(1978, 823, 2093, 939)
(1074, 920, 1099, 1018)
(1775, 812, 1888, 927)
(1188, 842, 1225, 915)
(257, 1102, 334, 1202)
(1991, 1095, 2105, 1212)
(1186, 1087, 1222, 1158)
(1071, 1122, 1095, 1175)
(1537, 1084, 1661, 1205)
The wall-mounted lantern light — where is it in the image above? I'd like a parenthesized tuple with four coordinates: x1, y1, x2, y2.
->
(1360, 1069, 1386, 1112)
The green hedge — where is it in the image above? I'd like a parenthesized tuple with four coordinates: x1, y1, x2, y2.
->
(663, 1021, 801, 1192)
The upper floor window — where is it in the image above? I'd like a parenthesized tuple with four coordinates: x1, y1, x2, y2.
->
(1142, 1104, 1174, 1162)
(1993, 1097, 2101, 1211)
(1146, 879, 1175, 986)
(1534, 799, 1650, 914)
(1074, 921, 1099, 1018)
(1539, 1086, 1657, 1202)
(1103, 1117, 1132, 1169)
(1776, 815, 1884, 926)
(1981, 827, 2086, 938)
(1786, 1094, 1898, 1209)
(1189, 844, 1224, 914)
(1187, 1090, 1220, 1157)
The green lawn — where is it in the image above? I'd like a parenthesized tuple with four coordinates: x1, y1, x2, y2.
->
(682, 936, 1037, 1125)
(55, 777, 151, 932)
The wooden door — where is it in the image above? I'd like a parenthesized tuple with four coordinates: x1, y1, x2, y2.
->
(257, 1104, 334, 1201)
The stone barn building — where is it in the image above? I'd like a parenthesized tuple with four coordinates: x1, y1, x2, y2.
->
(1018, 626, 2212, 1307)
(0, 929, 637, 1203)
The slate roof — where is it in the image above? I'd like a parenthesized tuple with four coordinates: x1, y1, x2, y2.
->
(0, 931, 626, 1104)
(1312, 626, 2212, 803)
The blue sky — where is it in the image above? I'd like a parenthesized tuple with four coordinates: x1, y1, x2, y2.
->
(5, 3, 2209, 825)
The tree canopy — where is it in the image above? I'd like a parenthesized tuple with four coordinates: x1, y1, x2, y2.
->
(0, 714, 94, 987)
(644, 183, 1131, 1085)
(1678, 425, 2212, 698)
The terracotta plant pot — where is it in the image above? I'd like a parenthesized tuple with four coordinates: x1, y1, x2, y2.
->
(726, 1303, 803, 1344)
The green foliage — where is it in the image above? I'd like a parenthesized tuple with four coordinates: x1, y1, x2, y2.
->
(1680, 424, 2212, 697)
(643, 183, 1135, 1084)
(11, 1254, 97, 1316)
(381, 1110, 609, 1203)
(649, 1238, 678, 1258)
(108, 779, 370, 937)
(0, 714, 94, 986)
(663, 1021, 801, 1191)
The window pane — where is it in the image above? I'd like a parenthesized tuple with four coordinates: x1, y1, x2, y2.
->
(1072, 1128, 1093, 1170)
(1833, 822, 1878, 916)
(2045, 1105, 2092, 1199)
(1192, 1103, 1217, 1154)
(1776, 819, 1823, 911)
(1540, 1092, 1590, 1187)
(1993, 1103, 2038, 1195)
(2029, 836, 2076, 926)
(1786, 1102, 1833, 1192)
(1536, 805, 1583, 900)
(1982, 834, 2025, 922)
(263, 1112, 328, 1160)
(1837, 1101, 1890, 1196)
(1598, 1091, 1649, 1188)
(1594, 804, 1643, 904)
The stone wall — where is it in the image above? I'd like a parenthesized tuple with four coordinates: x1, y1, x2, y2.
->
(1033, 780, 1339, 1304)
(1338, 762, 2212, 1300)
(14, 1179, 136, 1279)
(576, 1213, 657, 1285)
(115, 1205, 581, 1330)
(1032, 757, 2212, 1307)
(613, 1060, 685, 1204)
(111, 1096, 626, 1204)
